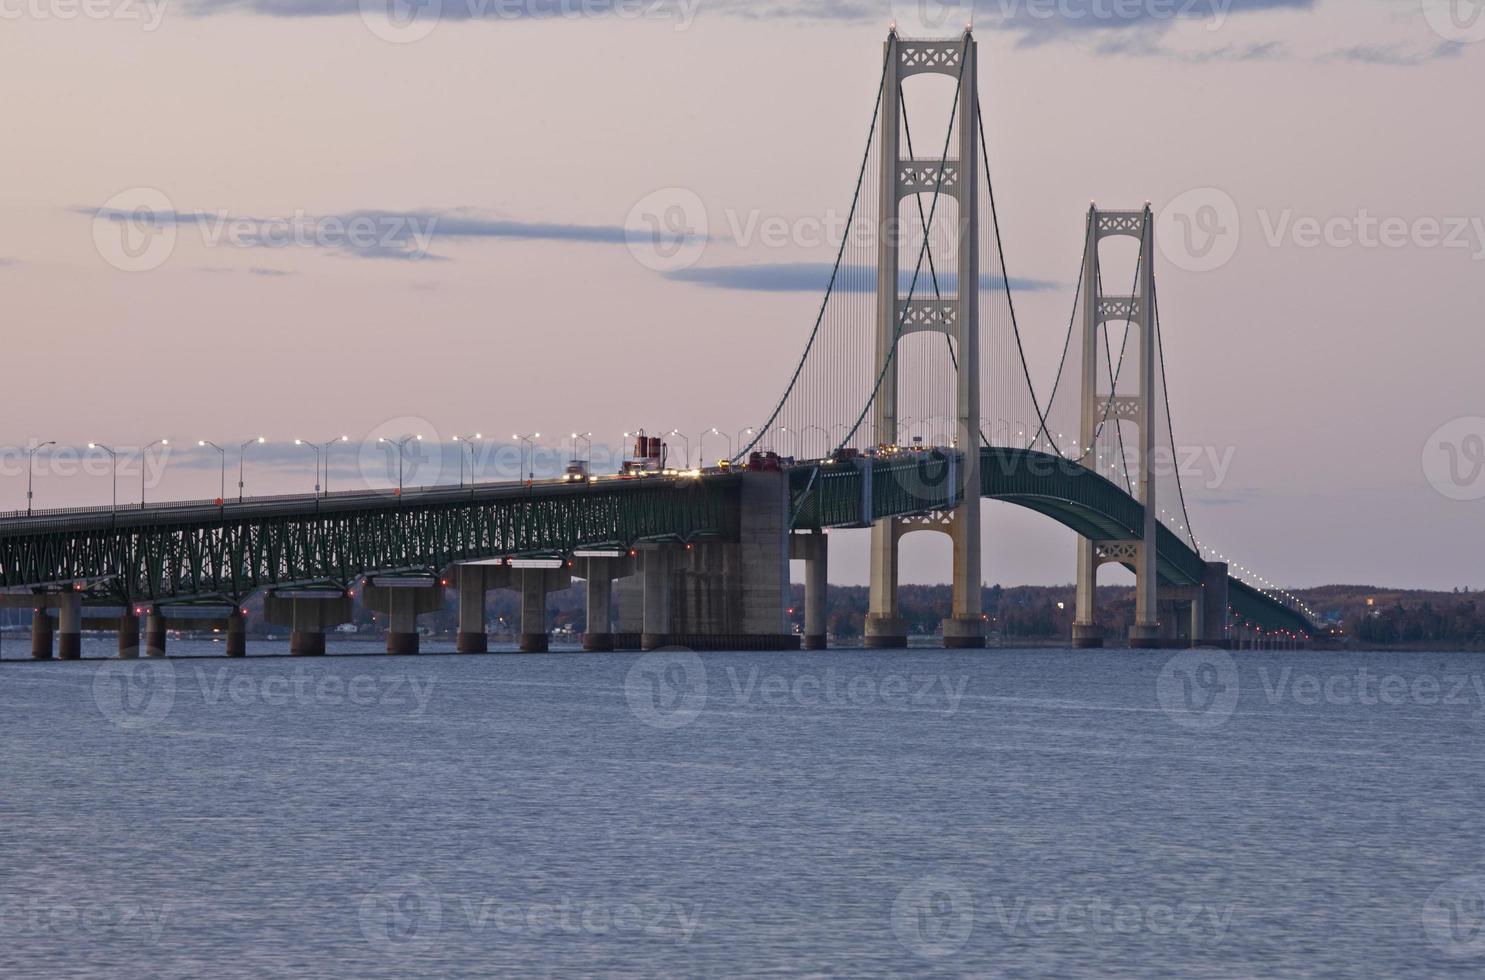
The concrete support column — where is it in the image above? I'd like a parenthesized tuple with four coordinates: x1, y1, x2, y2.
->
(263, 592, 352, 656)
(144, 610, 168, 658)
(582, 558, 613, 652)
(1201, 562, 1230, 647)
(520, 568, 550, 653)
(56, 595, 82, 660)
(865, 523, 906, 648)
(1189, 596, 1204, 648)
(30, 609, 54, 660)
(386, 590, 419, 656)
(118, 609, 140, 659)
(802, 532, 828, 651)
(641, 548, 672, 651)
(1072, 541, 1104, 648)
(456, 568, 488, 654)
(614, 571, 643, 649)
(1158, 600, 1179, 644)
(225, 609, 246, 657)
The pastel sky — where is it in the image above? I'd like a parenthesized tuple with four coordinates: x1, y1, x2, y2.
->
(2, 0, 1481, 590)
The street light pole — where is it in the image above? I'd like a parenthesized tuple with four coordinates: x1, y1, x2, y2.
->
(26, 441, 55, 516)
(198, 441, 226, 501)
(87, 443, 118, 513)
(454, 434, 482, 487)
(667, 429, 690, 470)
(377, 435, 421, 493)
(322, 436, 348, 495)
(140, 439, 168, 509)
(514, 433, 540, 483)
(570, 432, 592, 463)
(238, 437, 264, 503)
(735, 427, 754, 460)
(294, 439, 322, 494)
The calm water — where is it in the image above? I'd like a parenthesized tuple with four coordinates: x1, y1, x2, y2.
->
(3, 641, 1485, 978)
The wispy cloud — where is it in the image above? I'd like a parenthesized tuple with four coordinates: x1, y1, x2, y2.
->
(1328, 40, 1464, 66)
(0, 257, 19, 269)
(664, 261, 1058, 293)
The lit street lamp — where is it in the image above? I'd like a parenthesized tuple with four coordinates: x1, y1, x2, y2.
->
(667, 429, 690, 469)
(198, 440, 227, 501)
(87, 442, 118, 513)
(514, 433, 540, 482)
(238, 437, 264, 502)
(377, 434, 422, 493)
(26, 441, 54, 515)
(140, 439, 169, 509)
(454, 433, 483, 487)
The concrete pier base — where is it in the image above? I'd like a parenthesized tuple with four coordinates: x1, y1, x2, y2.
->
(118, 611, 141, 659)
(387, 631, 419, 655)
(225, 610, 246, 657)
(456, 631, 488, 654)
(581, 633, 613, 652)
(520, 632, 549, 653)
(1072, 623, 1105, 649)
(803, 634, 827, 651)
(864, 615, 907, 649)
(144, 612, 168, 658)
(941, 617, 986, 649)
(30, 610, 54, 660)
(290, 630, 326, 656)
(1128, 624, 1161, 649)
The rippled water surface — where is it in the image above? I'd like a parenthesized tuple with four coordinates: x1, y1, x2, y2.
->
(3, 641, 1484, 977)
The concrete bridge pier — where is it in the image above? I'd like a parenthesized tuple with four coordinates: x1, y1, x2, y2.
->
(640, 546, 673, 651)
(56, 594, 82, 660)
(865, 521, 907, 649)
(144, 609, 168, 658)
(361, 582, 444, 655)
(263, 591, 353, 656)
(454, 566, 491, 653)
(572, 556, 631, 652)
(118, 608, 141, 659)
(520, 567, 572, 653)
(613, 571, 643, 650)
(30, 609, 54, 659)
(791, 531, 829, 650)
(225, 609, 246, 657)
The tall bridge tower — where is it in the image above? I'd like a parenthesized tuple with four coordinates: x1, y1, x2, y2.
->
(864, 30, 985, 649)
(1072, 206, 1162, 648)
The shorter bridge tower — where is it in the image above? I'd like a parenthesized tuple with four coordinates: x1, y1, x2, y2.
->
(1072, 205, 1162, 648)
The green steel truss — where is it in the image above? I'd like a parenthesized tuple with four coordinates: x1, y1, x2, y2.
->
(0, 478, 735, 602)
(0, 450, 1311, 635)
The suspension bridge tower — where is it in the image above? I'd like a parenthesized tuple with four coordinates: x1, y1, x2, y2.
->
(864, 29, 985, 649)
(1071, 205, 1163, 648)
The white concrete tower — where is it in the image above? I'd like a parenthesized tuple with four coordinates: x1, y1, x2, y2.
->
(1072, 205, 1162, 648)
(864, 29, 984, 649)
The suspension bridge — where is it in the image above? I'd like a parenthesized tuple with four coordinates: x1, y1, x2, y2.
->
(0, 29, 1315, 660)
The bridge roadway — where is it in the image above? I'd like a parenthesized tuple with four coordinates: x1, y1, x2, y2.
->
(0, 446, 1313, 640)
